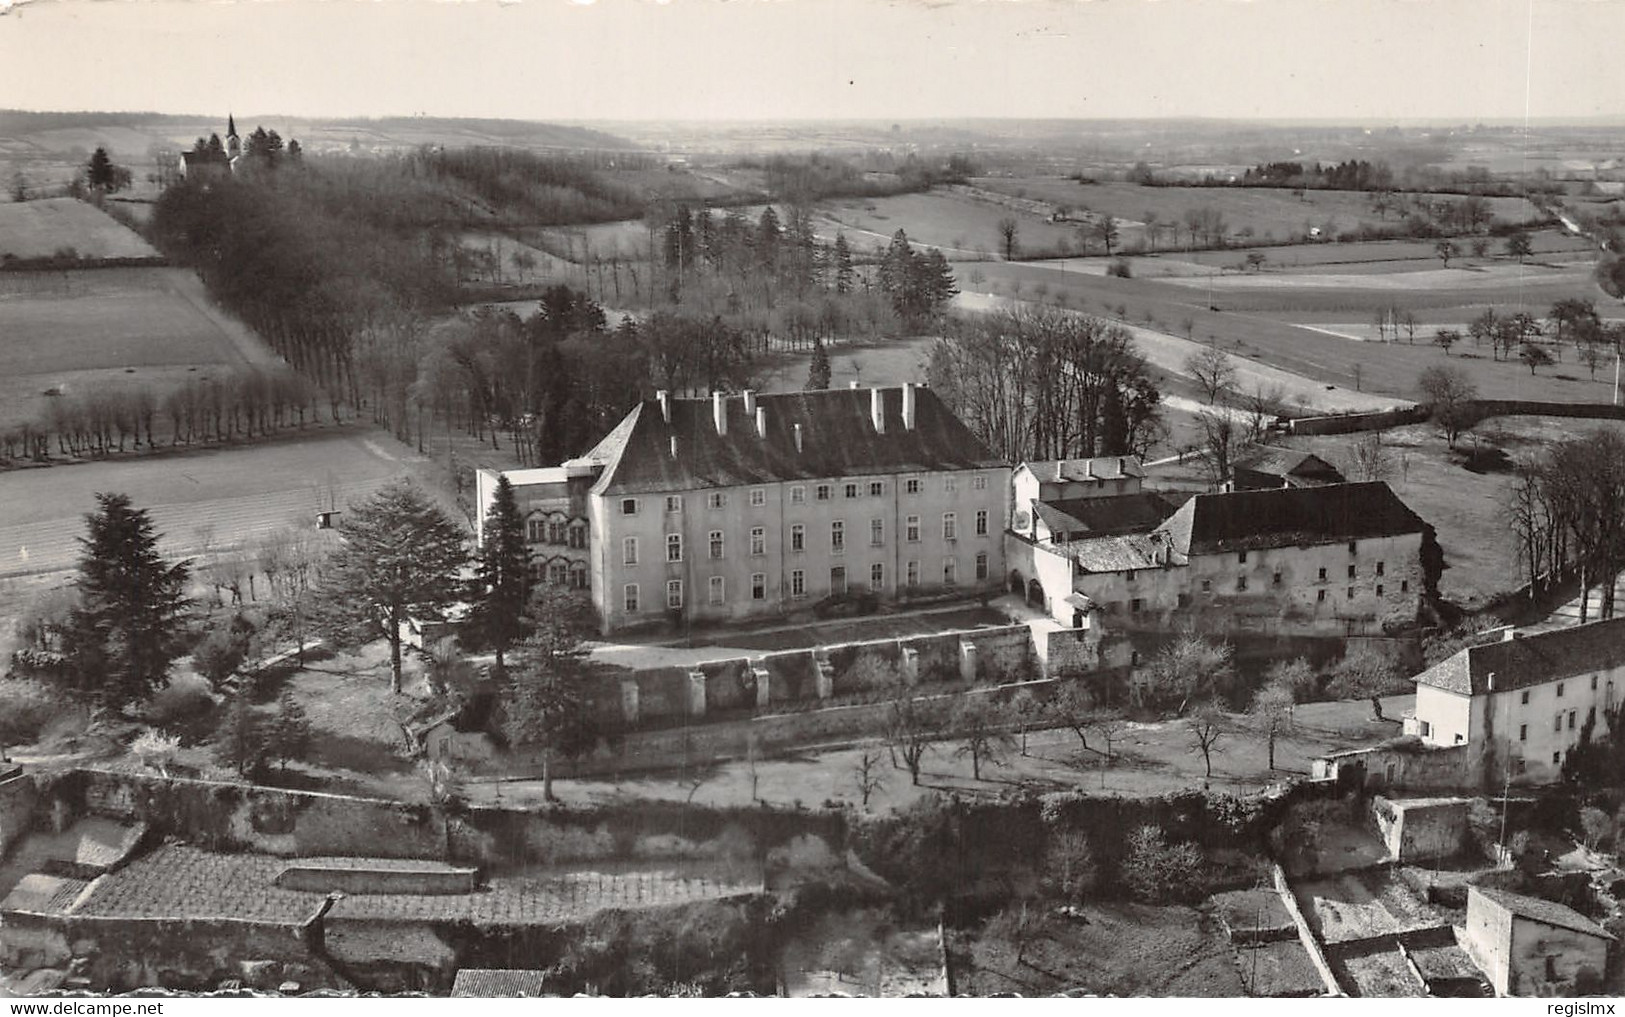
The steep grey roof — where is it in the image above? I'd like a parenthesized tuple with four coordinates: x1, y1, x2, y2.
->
(1058, 533, 1168, 574)
(1025, 456, 1145, 482)
(1413, 617, 1625, 696)
(1231, 446, 1346, 484)
(1033, 492, 1179, 539)
(1472, 887, 1613, 940)
(1157, 482, 1426, 556)
(591, 387, 1002, 495)
(451, 969, 549, 997)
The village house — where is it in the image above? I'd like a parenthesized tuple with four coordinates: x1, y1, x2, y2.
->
(1463, 886, 1612, 996)
(1005, 481, 1427, 636)
(482, 384, 1009, 635)
(1405, 618, 1624, 786)
(1009, 455, 1176, 546)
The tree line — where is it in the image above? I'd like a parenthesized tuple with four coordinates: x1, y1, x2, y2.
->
(1509, 430, 1625, 622)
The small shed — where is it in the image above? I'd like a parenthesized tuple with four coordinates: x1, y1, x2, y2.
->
(450, 968, 549, 997)
(1371, 796, 1470, 863)
(1464, 886, 1612, 996)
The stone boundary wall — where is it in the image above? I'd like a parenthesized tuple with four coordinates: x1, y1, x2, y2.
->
(0, 769, 39, 859)
(274, 864, 478, 896)
(1271, 862, 1344, 996)
(1289, 400, 1625, 437)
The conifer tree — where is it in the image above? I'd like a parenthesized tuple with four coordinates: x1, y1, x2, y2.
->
(60, 493, 191, 712)
(313, 478, 468, 693)
(501, 586, 600, 800)
(465, 475, 532, 671)
(268, 688, 312, 772)
(806, 337, 832, 390)
(215, 695, 266, 779)
(833, 233, 855, 295)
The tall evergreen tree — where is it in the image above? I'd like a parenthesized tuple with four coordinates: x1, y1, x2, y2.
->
(501, 586, 600, 800)
(60, 493, 191, 712)
(833, 232, 855, 295)
(465, 475, 532, 670)
(313, 478, 468, 693)
(806, 337, 832, 390)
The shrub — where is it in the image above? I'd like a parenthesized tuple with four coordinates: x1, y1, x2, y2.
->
(1107, 257, 1132, 279)
(191, 613, 257, 691)
(0, 678, 70, 746)
(1119, 824, 1204, 903)
(130, 728, 181, 776)
(1043, 830, 1098, 902)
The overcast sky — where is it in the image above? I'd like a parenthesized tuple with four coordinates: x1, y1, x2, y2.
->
(1, 0, 1621, 124)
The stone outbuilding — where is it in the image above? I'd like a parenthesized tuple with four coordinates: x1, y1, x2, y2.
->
(1464, 886, 1612, 996)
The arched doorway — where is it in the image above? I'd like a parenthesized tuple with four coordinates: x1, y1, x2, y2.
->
(1026, 578, 1044, 609)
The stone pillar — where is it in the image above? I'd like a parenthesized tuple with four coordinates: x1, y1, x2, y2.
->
(687, 670, 707, 718)
(814, 658, 835, 700)
(900, 647, 920, 686)
(959, 639, 978, 684)
(620, 679, 640, 725)
(753, 664, 772, 709)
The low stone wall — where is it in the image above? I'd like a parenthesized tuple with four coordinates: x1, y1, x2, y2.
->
(0, 768, 39, 859)
(1289, 400, 1625, 438)
(1312, 740, 1478, 793)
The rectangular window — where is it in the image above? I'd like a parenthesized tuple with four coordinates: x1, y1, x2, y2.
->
(831, 566, 847, 594)
(666, 579, 683, 609)
(871, 563, 885, 592)
(1317, 589, 1326, 602)
(549, 521, 565, 545)
(1569, 710, 1577, 730)
(1177, 593, 1191, 608)
(791, 524, 805, 552)
(816, 484, 832, 501)
(750, 487, 765, 507)
(1556, 714, 1564, 733)
(1587, 706, 1596, 729)
(976, 552, 989, 581)
(709, 530, 724, 559)
(1201, 579, 1212, 593)
(1131, 597, 1143, 613)
(869, 481, 884, 497)
(1521, 690, 1530, 705)
(1126, 570, 1137, 584)
(708, 576, 724, 605)
(831, 520, 845, 553)
(1348, 541, 1358, 554)
(1346, 587, 1355, 599)
(907, 560, 919, 589)
(943, 557, 958, 586)
(1237, 576, 1248, 592)
(548, 562, 569, 586)
(906, 478, 921, 495)
(1419, 720, 1430, 737)
(569, 523, 586, 549)
(665, 495, 682, 513)
(752, 573, 766, 601)
(528, 519, 544, 542)
(1273, 572, 1283, 587)
(1318, 567, 1327, 582)
(844, 482, 859, 499)
(666, 533, 683, 562)
(1553, 752, 1562, 765)
(707, 491, 726, 510)
(945, 476, 957, 492)
(1558, 682, 1565, 698)
(751, 527, 766, 556)
(621, 497, 639, 516)
(1376, 561, 1385, 576)
(907, 515, 921, 542)
(1519, 724, 1527, 742)
(1376, 585, 1384, 597)
(791, 485, 806, 504)
(624, 584, 640, 614)
(943, 512, 957, 540)
(1238, 550, 1248, 564)
(973, 474, 987, 490)
(976, 509, 989, 536)
(1401, 580, 1410, 593)
(870, 518, 884, 547)
(791, 570, 806, 599)
(623, 537, 639, 565)
(1591, 675, 1599, 690)
(1347, 564, 1357, 579)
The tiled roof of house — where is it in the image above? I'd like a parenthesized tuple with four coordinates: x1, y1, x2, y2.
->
(1231, 446, 1346, 484)
(590, 386, 1002, 495)
(1412, 617, 1625, 696)
(1156, 482, 1426, 557)
(1025, 456, 1145, 482)
(1472, 887, 1614, 940)
(1056, 533, 1168, 574)
(1032, 492, 1179, 539)
(451, 969, 550, 997)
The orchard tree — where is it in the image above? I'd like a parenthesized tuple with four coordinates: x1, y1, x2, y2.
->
(313, 478, 468, 693)
(1432, 328, 1461, 356)
(952, 698, 1015, 781)
(997, 217, 1019, 260)
(59, 493, 191, 712)
(1504, 231, 1534, 263)
(1520, 343, 1555, 375)
(1186, 701, 1226, 780)
(1435, 240, 1459, 268)
(1416, 364, 1478, 448)
(464, 475, 532, 670)
(1249, 678, 1296, 771)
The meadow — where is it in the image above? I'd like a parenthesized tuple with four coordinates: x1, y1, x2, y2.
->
(0, 266, 278, 429)
(0, 197, 162, 260)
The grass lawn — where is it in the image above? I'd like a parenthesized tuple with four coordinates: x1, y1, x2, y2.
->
(951, 900, 1244, 996)
(0, 197, 159, 260)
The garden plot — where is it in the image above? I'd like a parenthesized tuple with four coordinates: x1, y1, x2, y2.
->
(1293, 868, 1449, 946)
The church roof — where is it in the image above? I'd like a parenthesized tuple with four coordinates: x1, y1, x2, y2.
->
(588, 386, 1001, 495)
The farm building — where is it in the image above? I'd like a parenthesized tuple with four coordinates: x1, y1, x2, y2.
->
(1226, 446, 1346, 491)
(1006, 481, 1427, 637)
(1404, 618, 1624, 786)
(1463, 886, 1612, 997)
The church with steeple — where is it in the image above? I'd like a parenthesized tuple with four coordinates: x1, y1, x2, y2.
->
(179, 114, 243, 179)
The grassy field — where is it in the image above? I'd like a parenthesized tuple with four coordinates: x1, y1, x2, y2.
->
(0, 198, 161, 260)
(821, 190, 1077, 257)
(0, 266, 280, 430)
(971, 178, 1542, 247)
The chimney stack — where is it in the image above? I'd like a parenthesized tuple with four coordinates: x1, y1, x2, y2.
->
(670, 436, 679, 459)
(743, 389, 756, 415)
(712, 391, 727, 436)
(1082, 459, 1091, 478)
(756, 406, 768, 439)
(871, 388, 886, 434)
(1118, 457, 1126, 474)
(849, 381, 860, 390)
(657, 390, 671, 424)
(901, 382, 917, 431)
(793, 423, 803, 453)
